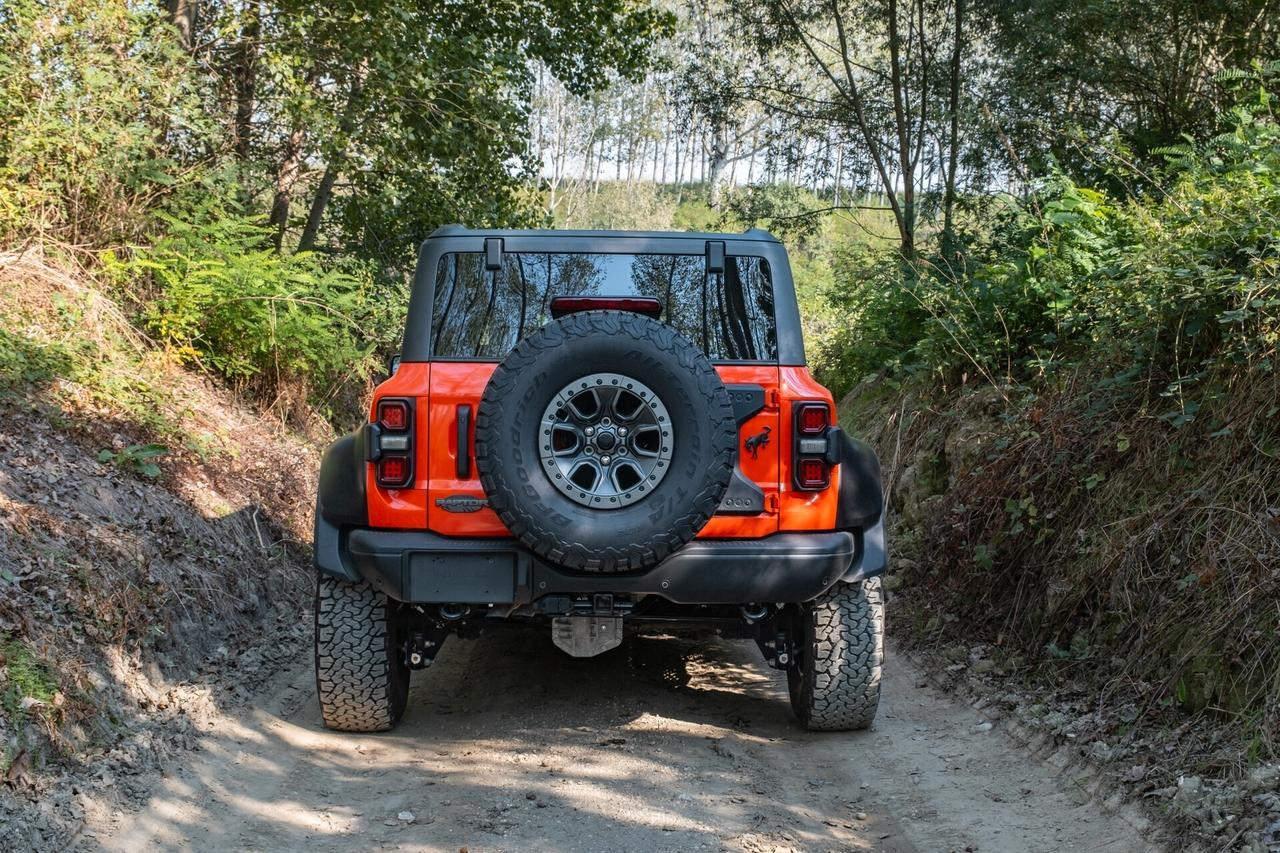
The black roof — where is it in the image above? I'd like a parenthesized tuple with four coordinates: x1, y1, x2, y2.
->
(425, 225, 782, 244)
(403, 226, 805, 365)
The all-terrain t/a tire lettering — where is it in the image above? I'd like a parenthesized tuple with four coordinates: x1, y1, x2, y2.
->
(788, 577, 884, 731)
(314, 574, 410, 732)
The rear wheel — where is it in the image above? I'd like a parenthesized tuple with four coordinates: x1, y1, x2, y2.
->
(314, 574, 410, 732)
(787, 578, 884, 731)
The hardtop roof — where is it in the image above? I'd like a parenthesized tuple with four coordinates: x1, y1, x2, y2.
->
(424, 225, 781, 244)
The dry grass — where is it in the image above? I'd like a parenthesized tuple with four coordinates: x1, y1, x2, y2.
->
(845, 369, 1280, 764)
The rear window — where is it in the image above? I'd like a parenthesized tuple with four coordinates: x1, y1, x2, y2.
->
(431, 252, 777, 362)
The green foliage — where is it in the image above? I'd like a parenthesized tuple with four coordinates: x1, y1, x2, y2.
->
(1, 0, 671, 423)
(105, 198, 382, 409)
(0, 0, 208, 245)
(96, 444, 168, 480)
(813, 65, 1280, 410)
(1, 639, 60, 718)
(0, 331, 75, 392)
(978, 0, 1280, 180)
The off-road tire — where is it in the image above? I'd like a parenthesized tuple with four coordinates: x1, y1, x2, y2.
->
(475, 310, 736, 573)
(788, 577, 884, 731)
(314, 574, 410, 732)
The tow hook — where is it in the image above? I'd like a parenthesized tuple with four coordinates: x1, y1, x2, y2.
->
(404, 631, 442, 670)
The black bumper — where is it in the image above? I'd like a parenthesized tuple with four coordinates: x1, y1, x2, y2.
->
(315, 515, 879, 606)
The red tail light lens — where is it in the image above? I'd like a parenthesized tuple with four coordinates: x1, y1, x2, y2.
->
(379, 399, 409, 431)
(796, 403, 830, 434)
(792, 401, 833, 490)
(797, 458, 829, 489)
(372, 397, 413, 487)
(377, 455, 411, 487)
(550, 296, 663, 319)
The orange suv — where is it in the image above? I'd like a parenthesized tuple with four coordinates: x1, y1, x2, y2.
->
(313, 228, 887, 732)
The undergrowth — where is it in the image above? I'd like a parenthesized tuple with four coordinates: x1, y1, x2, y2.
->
(834, 64, 1280, 782)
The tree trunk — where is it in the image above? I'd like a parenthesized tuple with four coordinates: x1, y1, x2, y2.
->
(298, 165, 337, 253)
(231, 0, 260, 161)
(297, 64, 367, 253)
(887, 0, 916, 260)
(268, 120, 307, 249)
(707, 128, 729, 208)
(833, 141, 843, 206)
(166, 0, 197, 51)
(942, 0, 964, 263)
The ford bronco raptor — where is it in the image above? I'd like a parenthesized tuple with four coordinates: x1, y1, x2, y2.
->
(314, 227, 887, 733)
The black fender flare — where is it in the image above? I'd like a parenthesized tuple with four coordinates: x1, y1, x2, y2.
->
(315, 430, 368, 581)
(832, 430, 887, 581)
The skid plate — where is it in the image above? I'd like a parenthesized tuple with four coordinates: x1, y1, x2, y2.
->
(552, 616, 623, 658)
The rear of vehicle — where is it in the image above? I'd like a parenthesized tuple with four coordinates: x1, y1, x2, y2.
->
(314, 228, 886, 732)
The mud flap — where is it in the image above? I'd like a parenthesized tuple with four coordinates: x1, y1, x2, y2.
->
(552, 617, 623, 657)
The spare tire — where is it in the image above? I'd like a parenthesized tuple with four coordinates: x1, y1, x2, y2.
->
(475, 310, 736, 573)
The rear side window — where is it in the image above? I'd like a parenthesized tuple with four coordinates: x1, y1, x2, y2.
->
(431, 252, 777, 362)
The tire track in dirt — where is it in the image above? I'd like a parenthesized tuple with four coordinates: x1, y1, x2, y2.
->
(89, 632, 1162, 852)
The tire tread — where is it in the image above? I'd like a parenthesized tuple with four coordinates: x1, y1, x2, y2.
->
(793, 577, 885, 731)
(314, 574, 402, 732)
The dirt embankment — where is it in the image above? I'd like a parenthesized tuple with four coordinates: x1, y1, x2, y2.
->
(840, 376, 1280, 851)
(0, 252, 322, 849)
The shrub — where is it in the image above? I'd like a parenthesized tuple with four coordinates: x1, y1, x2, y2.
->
(105, 196, 382, 419)
(814, 62, 1280, 412)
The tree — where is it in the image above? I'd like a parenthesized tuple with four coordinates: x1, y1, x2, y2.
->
(740, 0, 965, 260)
(676, 0, 773, 207)
(975, 0, 1280, 179)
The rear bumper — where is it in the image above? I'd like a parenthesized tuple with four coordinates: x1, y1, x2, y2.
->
(315, 515, 885, 606)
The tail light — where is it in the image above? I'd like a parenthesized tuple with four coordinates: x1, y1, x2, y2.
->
(796, 403, 829, 434)
(792, 402, 832, 491)
(371, 397, 414, 488)
(378, 399, 409, 431)
(550, 296, 663, 319)
(377, 455, 411, 487)
(797, 457, 829, 489)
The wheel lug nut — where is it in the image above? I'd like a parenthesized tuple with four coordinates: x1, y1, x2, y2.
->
(618, 427, 628, 436)
(601, 455, 611, 464)
(585, 427, 595, 436)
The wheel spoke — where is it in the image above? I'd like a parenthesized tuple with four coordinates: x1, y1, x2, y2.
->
(550, 423, 580, 456)
(565, 387, 601, 422)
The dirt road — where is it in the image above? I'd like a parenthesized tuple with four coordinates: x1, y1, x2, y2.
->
(90, 631, 1158, 852)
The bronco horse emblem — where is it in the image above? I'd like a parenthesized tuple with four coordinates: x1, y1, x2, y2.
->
(744, 425, 771, 460)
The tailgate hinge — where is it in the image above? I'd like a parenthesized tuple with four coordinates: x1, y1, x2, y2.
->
(768, 389, 781, 409)
(766, 493, 779, 514)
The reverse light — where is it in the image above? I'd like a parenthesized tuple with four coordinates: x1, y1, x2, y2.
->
(550, 296, 663, 319)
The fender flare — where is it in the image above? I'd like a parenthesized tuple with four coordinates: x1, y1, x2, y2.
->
(315, 430, 368, 581)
